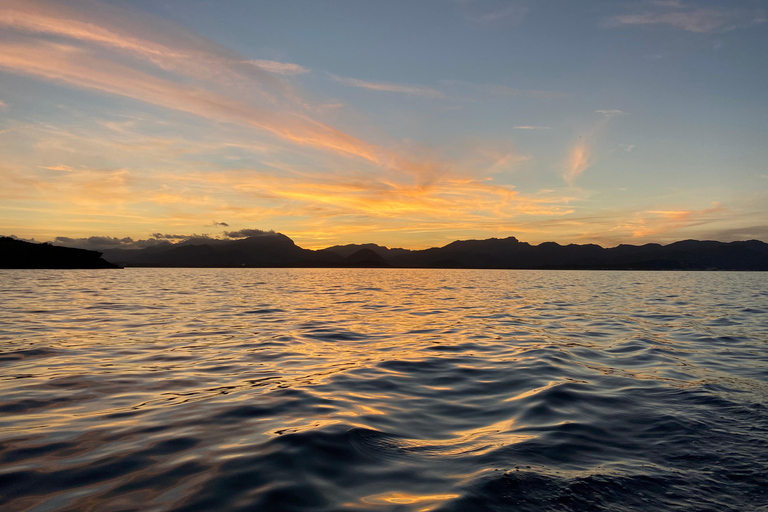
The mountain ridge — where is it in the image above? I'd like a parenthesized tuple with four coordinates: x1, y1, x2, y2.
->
(89, 233, 768, 270)
(4, 233, 766, 270)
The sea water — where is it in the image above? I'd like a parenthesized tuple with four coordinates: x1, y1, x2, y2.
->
(1, 268, 767, 511)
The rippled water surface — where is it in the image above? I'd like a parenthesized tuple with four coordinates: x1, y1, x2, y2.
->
(1, 269, 767, 511)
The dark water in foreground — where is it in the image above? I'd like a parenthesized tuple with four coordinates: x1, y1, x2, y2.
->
(1, 269, 767, 512)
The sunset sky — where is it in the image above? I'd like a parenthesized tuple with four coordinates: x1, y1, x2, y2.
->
(1, 0, 766, 250)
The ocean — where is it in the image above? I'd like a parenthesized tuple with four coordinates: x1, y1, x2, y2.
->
(1, 268, 767, 511)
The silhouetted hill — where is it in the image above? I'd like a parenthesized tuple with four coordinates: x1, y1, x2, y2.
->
(389, 237, 768, 270)
(50, 232, 768, 270)
(321, 243, 410, 259)
(101, 242, 174, 266)
(345, 248, 390, 267)
(99, 233, 343, 267)
(1, 237, 120, 269)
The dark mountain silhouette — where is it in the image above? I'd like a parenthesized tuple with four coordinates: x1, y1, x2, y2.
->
(176, 237, 229, 247)
(1, 237, 120, 269)
(321, 243, 410, 259)
(388, 237, 768, 270)
(101, 232, 343, 267)
(100, 242, 174, 266)
(38, 232, 768, 270)
(345, 248, 391, 267)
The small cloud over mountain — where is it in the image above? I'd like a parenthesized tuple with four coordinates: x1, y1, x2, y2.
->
(151, 233, 214, 241)
(223, 228, 277, 239)
(49, 230, 279, 249)
(53, 236, 168, 250)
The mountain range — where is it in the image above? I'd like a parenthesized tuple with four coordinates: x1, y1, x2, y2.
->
(98, 233, 768, 270)
(4, 233, 767, 270)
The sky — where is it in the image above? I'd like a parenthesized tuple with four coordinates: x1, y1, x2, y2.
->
(1, 0, 767, 250)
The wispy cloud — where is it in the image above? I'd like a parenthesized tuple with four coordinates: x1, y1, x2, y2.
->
(0, 99, 6, 109)
(41, 165, 76, 172)
(563, 142, 592, 186)
(631, 203, 726, 238)
(151, 233, 212, 241)
(198, 168, 577, 242)
(561, 110, 623, 184)
(702, 224, 768, 242)
(6, 0, 750, 249)
(595, 109, 625, 117)
(500, 200, 740, 247)
(248, 59, 310, 75)
(0, 0, 545, 199)
(53, 235, 166, 250)
(444, 80, 566, 100)
(459, 0, 530, 26)
(602, 1, 766, 33)
(0, 0, 291, 99)
(331, 75, 446, 98)
(0, 40, 385, 164)
(0, 78, 573, 248)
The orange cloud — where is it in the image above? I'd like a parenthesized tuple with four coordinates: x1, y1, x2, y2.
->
(0, 0, 289, 96)
(563, 142, 591, 184)
(561, 110, 624, 184)
(0, 40, 388, 164)
(10, 0, 729, 250)
(633, 203, 726, 237)
(0, 0, 560, 210)
(1, 112, 580, 248)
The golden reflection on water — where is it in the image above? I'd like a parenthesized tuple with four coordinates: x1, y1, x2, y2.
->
(359, 491, 461, 510)
(504, 380, 563, 402)
(2, 269, 767, 511)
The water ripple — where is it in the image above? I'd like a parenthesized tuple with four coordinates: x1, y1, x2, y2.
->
(0, 268, 766, 511)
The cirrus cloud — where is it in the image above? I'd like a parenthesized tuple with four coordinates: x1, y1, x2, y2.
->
(330, 74, 446, 98)
(248, 59, 310, 75)
(602, 1, 766, 33)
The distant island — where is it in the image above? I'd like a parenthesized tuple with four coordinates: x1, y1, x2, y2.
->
(5, 232, 765, 271)
(0, 237, 120, 269)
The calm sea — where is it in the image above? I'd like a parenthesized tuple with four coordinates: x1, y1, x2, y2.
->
(1, 269, 767, 511)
